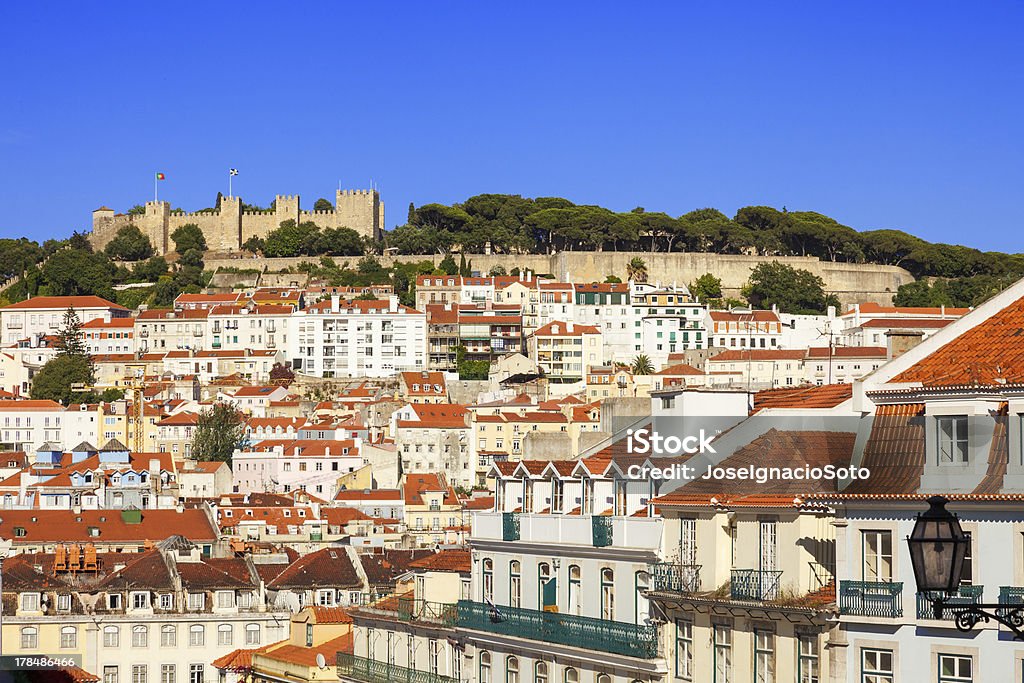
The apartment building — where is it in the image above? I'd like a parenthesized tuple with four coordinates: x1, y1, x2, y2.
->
(207, 303, 292, 352)
(231, 438, 364, 499)
(573, 281, 637, 363)
(528, 321, 602, 396)
(290, 296, 426, 378)
(708, 309, 784, 349)
(0, 295, 129, 345)
(393, 403, 472, 489)
(804, 346, 887, 385)
(82, 316, 136, 355)
(705, 349, 807, 389)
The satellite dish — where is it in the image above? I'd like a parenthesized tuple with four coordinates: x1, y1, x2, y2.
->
(315, 653, 327, 669)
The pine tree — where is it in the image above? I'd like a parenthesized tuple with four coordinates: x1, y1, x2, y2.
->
(407, 202, 416, 224)
(57, 307, 88, 358)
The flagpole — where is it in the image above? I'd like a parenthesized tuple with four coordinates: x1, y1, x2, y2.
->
(229, 170, 232, 199)
(154, 172, 158, 203)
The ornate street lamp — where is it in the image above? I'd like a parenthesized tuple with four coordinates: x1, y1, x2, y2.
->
(908, 496, 1024, 637)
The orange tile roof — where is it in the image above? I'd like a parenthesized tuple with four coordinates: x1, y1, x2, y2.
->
(409, 550, 471, 573)
(891, 295, 1024, 386)
(709, 349, 806, 362)
(310, 605, 353, 623)
(213, 645, 273, 671)
(82, 317, 135, 328)
(752, 384, 853, 412)
(657, 362, 704, 376)
(844, 302, 970, 316)
(709, 310, 780, 322)
(806, 346, 886, 359)
(859, 317, 955, 329)
(1, 295, 126, 310)
(0, 509, 217, 543)
(533, 321, 600, 337)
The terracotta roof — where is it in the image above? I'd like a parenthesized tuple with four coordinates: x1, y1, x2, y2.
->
(1, 295, 126, 310)
(891, 295, 1024, 386)
(97, 550, 175, 591)
(844, 302, 970, 316)
(82, 317, 135, 328)
(334, 488, 403, 501)
(403, 473, 459, 506)
(177, 559, 255, 589)
(463, 496, 495, 510)
(360, 549, 435, 586)
(264, 633, 353, 666)
(0, 509, 217, 543)
(268, 547, 362, 590)
(310, 605, 354, 623)
(859, 318, 956, 329)
(842, 403, 925, 495)
(657, 363, 704, 376)
(806, 346, 887, 359)
(709, 310, 780, 322)
(709, 349, 806, 362)
(533, 321, 600, 337)
(409, 550, 471, 573)
(752, 384, 853, 412)
(213, 645, 273, 671)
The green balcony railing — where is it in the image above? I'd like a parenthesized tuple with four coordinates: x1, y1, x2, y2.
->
(337, 653, 457, 683)
(917, 585, 983, 620)
(592, 515, 613, 547)
(731, 569, 782, 601)
(456, 600, 659, 659)
(998, 586, 1024, 618)
(394, 597, 458, 625)
(839, 581, 903, 618)
(651, 563, 702, 593)
(502, 512, 520, 541)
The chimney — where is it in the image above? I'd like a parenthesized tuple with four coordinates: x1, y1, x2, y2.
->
(389, 295, 399, 313)
(331, 295, 340, 313)
(886, 329, 925, 360)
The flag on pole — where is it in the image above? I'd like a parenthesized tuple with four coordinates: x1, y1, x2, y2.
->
(156, 172, 166, 180)
(229, 168, 239, 176)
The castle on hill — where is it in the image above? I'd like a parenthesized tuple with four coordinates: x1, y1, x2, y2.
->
(90, 189, 384, 255)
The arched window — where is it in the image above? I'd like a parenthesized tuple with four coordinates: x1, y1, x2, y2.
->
(60, 626, 77, 649)
(103, 625, 119, 648)
(506, 656, 520, 683)
(189, 624, 205, 647)
(131, 624, 148, 647)
(635, 570, 650, 624)
(564, 667, 578, 683)
(596, 675, 611, 683)
(21, 626, 38, 650)
(568, 565, 581, 615)
(538, 562, 551, 610)
(509, 561, 521, 608)
(218, 624, 233, 646)
(479, 651, 492, 683)
(160, 624, 176, 647)
(245, 623, 261, 646)
(534, 661, 548, 683)
(601, 568, 615, 620)
(483, 559, 494, 602)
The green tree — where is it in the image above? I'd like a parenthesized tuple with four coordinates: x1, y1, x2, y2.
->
(626, 257, 648, 283)
(690, 273, 723, 302)
(742, 262, 834, 314)
(132, 256, 169, 282)
(488, 265, 508, 276)
(171, 224, 208, 254)
(263, 220, 320, 257)
(43, 248, 115, 300)
(104, 225, 154, 261)
(315, 227, 364, 256)
(57, 307, 89, 358)
(191, 403, 246, 462)
(29, 355, 96, 404)
(604, 275, 622, 283)
(631, 354, 655, 375)
(126, 205, 146, 216)
(242, 236, 265, 254)
(313, 197, 334, 212)
(0, 238, 44, 281)
(438, 254, 458, 275)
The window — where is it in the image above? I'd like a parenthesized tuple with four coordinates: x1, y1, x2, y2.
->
(189, 624, 205, 646)
(601, 568, 615, 620)
(863, 530, 893, 581)
(754, 629, 774, 683)
(57, 593, 72, 611)
(635, 570, 650, 624)
(938, 654, 972, 682)
(218, 624, 233, 646)
(510, 561, 521, 608)
(131, 665, 147, 683)
(534, 662, 548, 683)
(160, 624, 176, 646)
(564, 668, 578, 683)
(20, 593, 39, 611)
(20, 626, 38, 649)
(188, 592, 205, 610)
(189, 664, 204, 683)
(217, 591, 234, 608)
(132, 625, 148, 647)
(675, 618, 693, 680)
(318, 589, 336, 606)
(569, 565, 581, 615)
(505, 656, 519, 683)
(103, 625, 120, 647)
(104, 666, 118, 683)
(861, 648, 893, 683)
(160, 665, 175, 683)
(245, 623, 260, 646)
(159, 593, 173, 610)
(480, 651, 492, 683)
(597, 676, 611, 683)
(798, 635, 819, 683)
(483, 559, 494, 602)
(937, 416, 969, 464)
(961, 532, 974, 585)
(713, 624, 732, 683)
(60, 625, 77, 648)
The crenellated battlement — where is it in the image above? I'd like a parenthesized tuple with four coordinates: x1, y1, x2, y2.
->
(89, 186, 384, 254)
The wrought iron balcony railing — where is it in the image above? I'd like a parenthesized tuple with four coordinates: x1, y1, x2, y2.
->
(337, 653, 457, 683)
(998, 586, 1024, 618)
(650, 562, 702, 593)
(839, 581, 903, 618)
(916, 585, 984, 620)
(455, 600, 659, 659)
(592, 515, 613, 547)
(502, 512, 520, 541)
(730, 569, 782, 601)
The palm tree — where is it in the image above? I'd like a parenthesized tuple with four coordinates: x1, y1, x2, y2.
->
(631, 354, 655, 375)
(626, 257, 648, 283)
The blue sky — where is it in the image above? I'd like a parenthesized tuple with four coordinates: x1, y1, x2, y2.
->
(1, 2, 1021, 251)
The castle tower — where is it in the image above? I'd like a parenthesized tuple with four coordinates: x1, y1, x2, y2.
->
(336, 189, 383, 240)
(217, 195, 243, 251)
(142, 201, 171, 255)
(274, 195, 301, 227)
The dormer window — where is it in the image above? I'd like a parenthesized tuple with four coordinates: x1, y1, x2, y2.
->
(937, 416, 969, 464)
(20, 593, 40, 611)
(107, 593, 122, 610)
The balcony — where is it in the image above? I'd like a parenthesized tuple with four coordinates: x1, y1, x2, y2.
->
(839, 581, 903, 619)
(998, 587, 1024, 618)
(592, 515, 613, 547)
(456, 600, 659, 659)
(730, 569, 782, 601)
(212, 341, 221, 349)
(650, 563, 702, 594)
(471, 512, 663, 551)
(337, 654, 457, 683)
(357, 597, 457, 626)
(502, 512, 520, 541)
(916, 585, 984, 620)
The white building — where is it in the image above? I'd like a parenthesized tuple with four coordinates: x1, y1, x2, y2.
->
(0, 295, 129, 345)
(231, 438, 364, 498)
(290, 296, 427, 378)
(82, 316, 137, 355)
